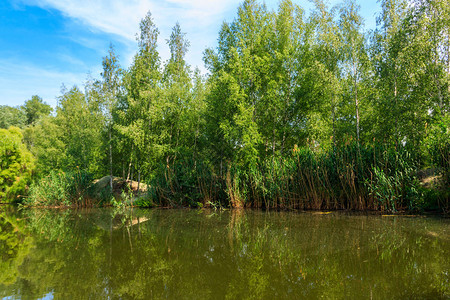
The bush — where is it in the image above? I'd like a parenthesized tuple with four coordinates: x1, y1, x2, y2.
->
(0, 127, 34, 203)
(425, 115, 450, 186)
(25, 169, 94, 207)
(133, 196, 156, 208)
(147, 157, 225, 208)
(145, 143, 424, 212)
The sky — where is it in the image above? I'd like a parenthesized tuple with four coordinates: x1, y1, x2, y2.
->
(0, 0, 380, 107)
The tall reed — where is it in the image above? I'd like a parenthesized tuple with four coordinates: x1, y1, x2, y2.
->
(144, 143, 422, 212)
(25, 169, 94, 207)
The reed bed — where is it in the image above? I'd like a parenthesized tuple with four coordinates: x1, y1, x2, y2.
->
(144, 143, 422, 212)
(25, 169, 95, 207)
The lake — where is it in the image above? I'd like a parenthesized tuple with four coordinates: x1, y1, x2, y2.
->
(0, 207, 449, 299)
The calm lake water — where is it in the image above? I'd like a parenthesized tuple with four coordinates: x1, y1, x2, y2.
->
(0, 207, 449, 299)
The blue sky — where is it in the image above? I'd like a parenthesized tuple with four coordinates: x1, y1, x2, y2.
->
(0, 0, 380, 107)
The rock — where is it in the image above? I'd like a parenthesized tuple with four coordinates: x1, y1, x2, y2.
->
(92, 176, 148, 199)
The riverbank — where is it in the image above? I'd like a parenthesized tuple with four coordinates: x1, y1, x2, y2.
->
(13, 145, 450, 214)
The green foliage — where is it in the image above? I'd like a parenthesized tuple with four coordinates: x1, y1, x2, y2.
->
(0, 105, 26, 129)
(1, 209, 449, 298)
(24, 116, 65, 174)
(367, 162, 421, 212)
(22, 95, 52, 126)
(5, 0, 449, 212)
(26, 87, 105, 177)
(0, 127, 34, 202)
(146, 157, 224, 208)
(133, 196, 156, 208)
(25, 170, 94, 207)
(425, 115, 450, 185)
(0, 211, 33, 285)
(115, 11, 162, 181)
(420, 187, 449, 212)
(144, 143, 423, 211)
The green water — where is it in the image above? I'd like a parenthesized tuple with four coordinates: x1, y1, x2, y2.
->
(0, 208, 448, 299)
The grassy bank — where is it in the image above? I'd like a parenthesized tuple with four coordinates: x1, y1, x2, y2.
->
(24, 170, 95, 207)
(21, 143, 449, 213)
(143, 143, 448, 213)
(23, 171, 147, 208)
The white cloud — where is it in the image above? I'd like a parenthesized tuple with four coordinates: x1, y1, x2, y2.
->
(57, 53, 89, 69)
(6, 0, 379, 106)
(23, 0, 241, 40)
(3, 0, 251, 106)
(14, 0, 380, 66)
(0, 59, 96, 107)
(26, 0, 152, 40)
(17, 0, 245, 70)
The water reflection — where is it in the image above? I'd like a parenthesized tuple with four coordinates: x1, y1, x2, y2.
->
(0, 208, 448, 299)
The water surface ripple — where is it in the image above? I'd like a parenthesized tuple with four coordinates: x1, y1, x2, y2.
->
(0, 208, 449, 299)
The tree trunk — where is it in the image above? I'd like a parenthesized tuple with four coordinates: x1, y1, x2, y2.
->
(126, 161, 131, 182)
(109, 124, 113, 190)
(447, 29, 450, 109)
(433, 19, 444, 115)
(354, 65, 360, 143)
(137, 166, 141, 195)
(394, 65, 399, 145)
(272, 127, 276, 157)
(130, 165, 134, 184)
(126, 144, 134, 182)
(332, 96, 336, 149)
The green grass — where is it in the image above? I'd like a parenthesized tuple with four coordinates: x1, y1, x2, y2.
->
(145, 143, 432, 212)
(24, 169, 94, 207)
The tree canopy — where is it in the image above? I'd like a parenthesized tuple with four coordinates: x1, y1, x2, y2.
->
(1, 0, 448, 210)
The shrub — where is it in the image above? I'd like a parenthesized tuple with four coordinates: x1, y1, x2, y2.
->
(0, 127, 34, 203)
(425, 115, 450, 186)
(145, 143, 424, 211)
(25, 169, 94, 207)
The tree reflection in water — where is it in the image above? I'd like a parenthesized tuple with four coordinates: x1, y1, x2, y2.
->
(0, 208, 448, 299)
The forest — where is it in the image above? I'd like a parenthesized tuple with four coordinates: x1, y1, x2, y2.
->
(0, 0, 449, 212)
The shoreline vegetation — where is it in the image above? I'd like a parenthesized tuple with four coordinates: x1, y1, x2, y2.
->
(19, 143, 450, 214)
(1, 0, 449, 213)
